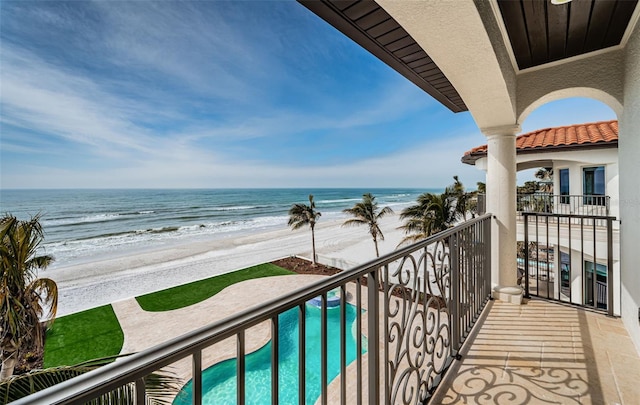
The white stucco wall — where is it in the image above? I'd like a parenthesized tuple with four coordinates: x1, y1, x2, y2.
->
(619, 21, 640, 353)
(547, 149, 620, 219)
(473, 148, 619, 218)
(377, 0, 518, 129)
(516, 51, 625, 122)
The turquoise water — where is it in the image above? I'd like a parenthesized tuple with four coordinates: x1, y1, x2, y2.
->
(172, 303, 364, 405)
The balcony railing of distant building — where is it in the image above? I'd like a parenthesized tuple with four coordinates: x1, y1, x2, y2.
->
(17, 214, 493, 405)
(516, 193, 610, 217)
(520, 212, 617, 316)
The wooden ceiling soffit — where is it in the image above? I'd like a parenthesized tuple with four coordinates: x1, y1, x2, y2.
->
(497, 0, 639, 70)
(298, 0, 468, 113)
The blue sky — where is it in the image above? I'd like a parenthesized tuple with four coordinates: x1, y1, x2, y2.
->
(0, 1, 616, 189)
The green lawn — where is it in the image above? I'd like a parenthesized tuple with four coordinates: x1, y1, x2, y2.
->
(42, 263, 293, 367)
(44, 305, 124, 367)
(135, 263, 294, 312)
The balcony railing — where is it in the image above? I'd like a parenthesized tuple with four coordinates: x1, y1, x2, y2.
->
(516, 193, 610, 216)
(476, 194, 611, 217)
(15, 214, 493, 405)
(520, 212, 618, 316)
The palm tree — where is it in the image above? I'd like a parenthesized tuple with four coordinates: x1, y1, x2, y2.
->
(451, 175, 471, 220)
(342, 193, 394, 257)
(471, 181, 486, 216)
(535, 167, 554, 193)
(1, 214, 58, 380)
(397, 191, 457, 246)
(288, 195, 321, 266)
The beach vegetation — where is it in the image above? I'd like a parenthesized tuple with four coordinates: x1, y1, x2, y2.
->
(0, 214, 57, 380)
(397, 176, 475, 246)
(1, 354, 179, 403)
(397, 191, 458, 246)
(43, 305, 123, 368)
(288, 195, 322, 265)
(451, 175, 472, 220)
(136, 263, 294, 311)
(516, 167, 553, 195)
(342, 193, 394, 257)
(535, 167, 554, 193)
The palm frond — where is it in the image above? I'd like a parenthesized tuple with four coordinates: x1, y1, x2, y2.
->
(27, 278, 58, 322)
(1, 214, 57, 380)
(0, 365, 90, 403)
(341, 218, 367, 227)
(396, 234, 426, 247)
(0, 355, 181, 404)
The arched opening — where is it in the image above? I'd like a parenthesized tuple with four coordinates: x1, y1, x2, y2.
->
(516, 96, 618, 186)
(518, 88, 622, 125)
(515, 96, 620, 314)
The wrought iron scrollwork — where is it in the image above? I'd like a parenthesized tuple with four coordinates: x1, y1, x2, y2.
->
(386, 237, 453, 404)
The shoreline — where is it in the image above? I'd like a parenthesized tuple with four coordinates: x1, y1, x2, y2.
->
(51, 214, 408, 317)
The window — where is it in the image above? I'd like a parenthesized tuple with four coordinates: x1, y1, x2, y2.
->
(583, 166, 605, 205)
(559, 168, 569, 204)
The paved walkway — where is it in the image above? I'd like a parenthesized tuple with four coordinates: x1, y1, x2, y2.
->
(433, 298, 640, 404)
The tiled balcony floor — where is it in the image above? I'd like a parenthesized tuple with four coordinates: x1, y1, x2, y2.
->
(433, 298, 640, 404)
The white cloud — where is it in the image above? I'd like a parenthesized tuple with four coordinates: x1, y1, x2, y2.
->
(1, 130, 487, 189)
(0, 1, 492, 191)
(1, 47, 160, 156)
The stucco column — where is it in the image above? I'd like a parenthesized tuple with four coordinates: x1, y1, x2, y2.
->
(484, 124, 523, 304)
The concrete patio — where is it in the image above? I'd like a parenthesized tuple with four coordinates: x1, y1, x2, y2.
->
(434, 298, 640, 404)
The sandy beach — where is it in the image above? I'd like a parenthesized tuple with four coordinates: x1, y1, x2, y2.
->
(50, 214, 408, 316)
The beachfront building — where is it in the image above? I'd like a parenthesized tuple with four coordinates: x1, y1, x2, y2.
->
(463, 119, 620, 218)
(298, 0, 640, 356)
(463, 119, 621, 314)
(20, 1, 640, 404)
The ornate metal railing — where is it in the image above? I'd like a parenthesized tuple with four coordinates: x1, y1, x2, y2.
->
(15, 214, 492, 405)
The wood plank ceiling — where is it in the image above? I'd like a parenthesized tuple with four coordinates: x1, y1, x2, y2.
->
(497, 0, 639, 70)
(298, 0, 468, 113)
(299, 0, 638, 113)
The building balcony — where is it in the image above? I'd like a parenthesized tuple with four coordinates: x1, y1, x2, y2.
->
(11, 213, 639, 405)
(477, 193, 612, 218)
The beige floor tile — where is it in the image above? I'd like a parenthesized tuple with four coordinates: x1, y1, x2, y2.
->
(431, 299, 640, 405)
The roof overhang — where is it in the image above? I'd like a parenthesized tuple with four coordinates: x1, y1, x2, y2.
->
(298, 0, 639, 121)
(298, 0, 467, 113)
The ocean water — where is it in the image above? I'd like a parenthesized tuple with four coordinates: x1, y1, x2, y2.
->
(0, 188, 433, 268)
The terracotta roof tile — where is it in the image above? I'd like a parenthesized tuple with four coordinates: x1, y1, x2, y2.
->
(462, 120, 618, 164)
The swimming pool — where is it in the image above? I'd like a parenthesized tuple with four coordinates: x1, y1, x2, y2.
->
(172, 302, 364, 405)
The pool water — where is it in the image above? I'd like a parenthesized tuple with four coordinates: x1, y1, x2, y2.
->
(172, 302, 364, 405)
